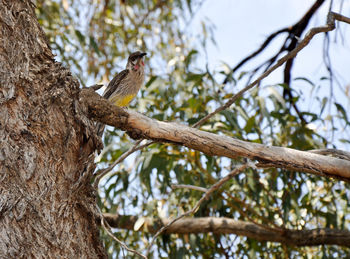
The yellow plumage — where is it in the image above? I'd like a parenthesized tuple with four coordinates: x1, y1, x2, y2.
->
(110, 94, 136, 107)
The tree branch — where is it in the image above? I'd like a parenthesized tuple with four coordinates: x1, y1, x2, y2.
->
(282, 0, 326, 123)
(222, 28, 289, 84)
(102, 213, 350, 247)
(79, 88, 350, 181)
(222, 0, 326, 85)
(195, 11, 346, 128)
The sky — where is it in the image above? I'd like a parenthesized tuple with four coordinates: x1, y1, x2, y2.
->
(192, 0, 350, 150)
(197, 0, 350, 84)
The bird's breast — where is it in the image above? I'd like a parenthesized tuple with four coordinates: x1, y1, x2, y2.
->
(111, 93, 136, 107)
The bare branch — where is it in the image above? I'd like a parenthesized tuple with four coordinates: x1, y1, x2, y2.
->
(102, 213, 350, 247)
(333, 12, 350, 24)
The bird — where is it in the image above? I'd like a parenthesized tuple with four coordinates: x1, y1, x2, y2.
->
(96, 51, 147, 137)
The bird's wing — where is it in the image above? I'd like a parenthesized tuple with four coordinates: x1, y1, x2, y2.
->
(102, 69, 129, 99)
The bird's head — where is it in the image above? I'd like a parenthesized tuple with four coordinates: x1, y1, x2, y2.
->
(126, 51, 147, 71)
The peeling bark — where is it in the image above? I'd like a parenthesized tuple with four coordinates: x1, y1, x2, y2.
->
(0, 1, 106, 258)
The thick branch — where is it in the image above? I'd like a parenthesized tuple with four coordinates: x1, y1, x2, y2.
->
(80, 88, 350, 181)
(103, 213, 350, 247)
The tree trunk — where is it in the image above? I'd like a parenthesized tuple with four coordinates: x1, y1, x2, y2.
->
(0, 1, 105, 258)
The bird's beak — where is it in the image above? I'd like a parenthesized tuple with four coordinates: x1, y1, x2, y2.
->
(138, 53, 147, 66)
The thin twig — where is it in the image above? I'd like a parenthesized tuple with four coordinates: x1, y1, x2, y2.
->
(145, 163, 249, 256)
(101, 212, 147, 259)
(223, 27, 290, 84)
(222, 191, 284, 232)
(333, 12, 350, 24)
(193, 11, 345, 128)
(171, 184, 208, 192)
(94, 139, 152, 189)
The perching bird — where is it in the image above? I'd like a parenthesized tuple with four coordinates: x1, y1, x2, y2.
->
(96, 51, 147, 137)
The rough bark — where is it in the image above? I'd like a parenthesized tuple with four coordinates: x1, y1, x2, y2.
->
(80, 88, 350, 182)
(103, 213, 350, 247)
(0, 1, 105, 258)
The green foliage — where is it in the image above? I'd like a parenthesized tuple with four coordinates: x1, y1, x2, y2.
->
(36, 0, 350, 257)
